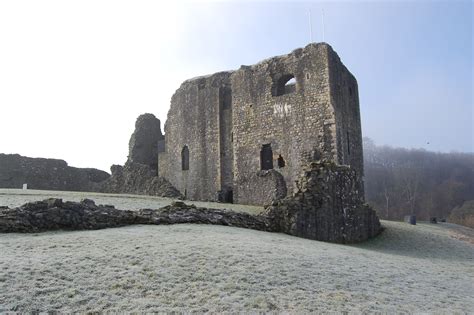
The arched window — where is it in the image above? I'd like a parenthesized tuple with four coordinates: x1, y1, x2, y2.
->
(272, 74, 296, 96)
(181, 146, 189, 171)
(260, 144, 273, 170)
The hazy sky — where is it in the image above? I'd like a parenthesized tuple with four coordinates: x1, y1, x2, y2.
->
(0, 0, 472, 172)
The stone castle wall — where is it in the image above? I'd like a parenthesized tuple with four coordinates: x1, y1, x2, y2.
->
(0, 43, 382, 243)
(158, 72, 233, 201)
(127, 113, 164, 173)
(99, 113, 182, 199)
(158, 43, 364, 205)
(327, 50, 364, 192)
(231, 44, 337, 204)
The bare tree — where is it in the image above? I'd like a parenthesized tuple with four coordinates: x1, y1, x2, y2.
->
(363, 138, 474, 221)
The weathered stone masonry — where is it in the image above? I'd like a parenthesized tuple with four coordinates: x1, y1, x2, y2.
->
(158, 43, 364, 205)
(158, 72, 233, 201)
(0, 43, 381, 243)
(99, 114, 182, 198)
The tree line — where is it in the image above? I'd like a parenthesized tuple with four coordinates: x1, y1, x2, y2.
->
(363, 138, 474, 222)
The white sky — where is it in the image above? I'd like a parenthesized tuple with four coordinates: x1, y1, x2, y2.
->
(1, 0, 472, 172)
(0, 1, 213, 171)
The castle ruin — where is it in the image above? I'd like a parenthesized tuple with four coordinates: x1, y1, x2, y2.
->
(157, 43, 363, 205)
(0, 43, 381, 243)
(98, 42, 381, 242)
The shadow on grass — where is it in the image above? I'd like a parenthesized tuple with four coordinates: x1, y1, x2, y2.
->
(350, 221, 474, 262)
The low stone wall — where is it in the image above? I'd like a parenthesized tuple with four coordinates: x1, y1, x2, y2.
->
(0, 158, 381, 243)
(0, 113, 184, 199)
(0, 199, 271, 233)
(0, 154, 110, 191)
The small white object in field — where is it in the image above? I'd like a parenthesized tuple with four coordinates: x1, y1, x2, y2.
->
(22, 184, 27, 190)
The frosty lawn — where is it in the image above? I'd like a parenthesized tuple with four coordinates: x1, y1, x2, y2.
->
(0, 189, 263, 214)
(0, 190, 473, 312)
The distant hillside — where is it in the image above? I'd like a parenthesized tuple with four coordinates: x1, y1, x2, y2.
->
(0, 153, 110, 192)
(449, 200, 474, 229)
(363, 138, 474, 222)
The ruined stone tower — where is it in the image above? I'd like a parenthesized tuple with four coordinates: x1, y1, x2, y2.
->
(157, 43, 364, 205)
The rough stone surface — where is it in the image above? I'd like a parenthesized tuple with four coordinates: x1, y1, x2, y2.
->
(0, 199, 271, 233)
(99, 114, 182, 199)
(100, 162, 182, 198)
(0, 154, 110, 191)
(0, 43, 381, 243)
(158, 43, 364, 205)
(127, 113, 164, 172)
(263, 160, 381, 243)
(241, 170, 288, 206)
(158, 72, 233, 201)
(0, 160, 381, 243)
(133, 43, 379, 241)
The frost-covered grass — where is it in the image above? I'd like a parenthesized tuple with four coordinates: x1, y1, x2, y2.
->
(0, 189, 263, 215)
(0, 191, 473, 312)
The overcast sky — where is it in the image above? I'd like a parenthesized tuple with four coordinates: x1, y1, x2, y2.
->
(0, 0, 472, 172)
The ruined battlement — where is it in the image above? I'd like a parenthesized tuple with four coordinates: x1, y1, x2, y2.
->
(157, 43, 364, 205)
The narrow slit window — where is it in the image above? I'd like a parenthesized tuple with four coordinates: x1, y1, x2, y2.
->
(181, 145, 189, 170)
(346, 132, 351, 156)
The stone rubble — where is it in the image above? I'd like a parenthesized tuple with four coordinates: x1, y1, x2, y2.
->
(97, 113, 183, 199)
(0, 198, 271, 234)
(99, 162, 183, 198)
(264, 160, 381, 243)
(0, 161, 381, 243)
